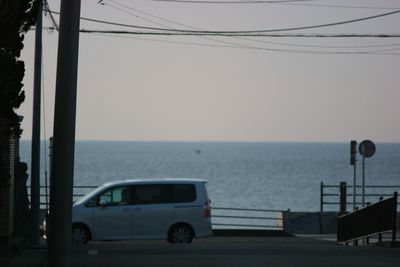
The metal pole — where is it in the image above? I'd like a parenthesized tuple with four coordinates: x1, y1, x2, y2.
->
(392, 192, 397, 246)
(353, 161, 357, 210)
(339, 182, 347, 215)
(31, 0, 43, 245)
(320, 182, 323, 213)
(46, 137, 53, 213)
(362, 154, 365, 207)
(48, 0, 81, 266)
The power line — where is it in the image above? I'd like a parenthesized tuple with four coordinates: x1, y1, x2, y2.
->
(103, 1, 170, 29)
(104, 0, 400, 50)
(43, 0, 59, 31)
(44, 4, 400, 54)
(105, 0, 202, 29)
(279, 2, 400, 10)
(150, 0, 315, 4)
(77, 29, 400, 38)
(151, 0, 400, 10)
(242, 37, 400, 49)
(49, 9, 400, 34)
(102, 0, 276, 54)
(86, 31, 400, 55)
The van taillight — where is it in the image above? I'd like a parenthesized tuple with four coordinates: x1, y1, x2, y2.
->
(204, 199, 211, 218)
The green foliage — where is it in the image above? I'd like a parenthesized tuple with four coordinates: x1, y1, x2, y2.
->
(0, 52, 26, 121)
(0, 0, 39, 123)
(0, 0, 39, 216)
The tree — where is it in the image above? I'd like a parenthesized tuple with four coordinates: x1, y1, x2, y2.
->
(0, 0, 39, 240)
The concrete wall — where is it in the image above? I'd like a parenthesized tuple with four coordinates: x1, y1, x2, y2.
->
(283, 212, 337, 234)
(283, 211, 400, 235)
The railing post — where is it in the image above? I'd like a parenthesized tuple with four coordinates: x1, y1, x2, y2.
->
(339, 182, 347, 215)
(353, 207, 359, 246)
(319, 182, 324, 234)
(320, 182, 324, 213)
(392, 192, 397, 246)
(378, 196, 383, 243)
(364, 202, 370, 245)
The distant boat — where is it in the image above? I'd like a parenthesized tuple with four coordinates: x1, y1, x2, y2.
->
(195, 149, 201, 154)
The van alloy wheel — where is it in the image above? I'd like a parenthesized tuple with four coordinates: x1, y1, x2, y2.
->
(72, 225, 89, 245)
(169, 225, 193, 244)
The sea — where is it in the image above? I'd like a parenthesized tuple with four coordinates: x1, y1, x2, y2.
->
(19, 141, 400, 212)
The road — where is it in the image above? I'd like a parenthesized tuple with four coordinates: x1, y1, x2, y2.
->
(71, 236, 400, 267)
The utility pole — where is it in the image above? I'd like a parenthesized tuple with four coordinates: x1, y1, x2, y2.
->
(31, 0, 43, 245)
(48, 0, 81, 266)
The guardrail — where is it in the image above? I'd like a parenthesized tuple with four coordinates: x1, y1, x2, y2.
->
(212, 207, 285, 230)
(337, 192, 398, 246)
(320, 182, 400, 212)
(28, 185, 285, 230)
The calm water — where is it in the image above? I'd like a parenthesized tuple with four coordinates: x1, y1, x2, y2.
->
(20, 141, 400, 211)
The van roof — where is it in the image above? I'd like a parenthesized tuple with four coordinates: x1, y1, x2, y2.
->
(102, 178, 208, 188)
(74, 178, 208, 206)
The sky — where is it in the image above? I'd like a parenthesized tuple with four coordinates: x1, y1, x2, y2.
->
(18, 0, 400, 142)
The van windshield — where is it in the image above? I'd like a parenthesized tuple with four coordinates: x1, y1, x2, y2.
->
(74, 185, 106, 206)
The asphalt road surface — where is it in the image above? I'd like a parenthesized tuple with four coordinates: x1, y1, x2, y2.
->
(70, 236, 400, 267)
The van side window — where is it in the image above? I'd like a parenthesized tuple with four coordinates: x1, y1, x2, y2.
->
(132, 184, 197, 204)
(86, 186, 131, 207)
(133, 185, 169, 205)
(171, 184, 196, 203)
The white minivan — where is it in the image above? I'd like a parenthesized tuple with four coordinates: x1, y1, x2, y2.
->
(71, 178, 212, 244)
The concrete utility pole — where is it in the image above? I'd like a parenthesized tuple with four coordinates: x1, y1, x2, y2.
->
(48, 0, 81, 266)
(31, 0, 43, 245)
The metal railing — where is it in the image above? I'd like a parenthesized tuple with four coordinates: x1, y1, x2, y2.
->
(27, 185, 97, 208)
(212, 207, 285, 230)
(320, 182, 400, 212)
(28, 185, 285, 230)
(337, 192, 398, 246)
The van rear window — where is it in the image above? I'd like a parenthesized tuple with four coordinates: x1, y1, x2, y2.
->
(171, 184, 196, 203)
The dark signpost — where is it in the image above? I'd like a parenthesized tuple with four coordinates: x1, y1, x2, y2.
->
(350, 140, 376, 210)
(350, 141, 357, 210)
(359, 140, 376, 207)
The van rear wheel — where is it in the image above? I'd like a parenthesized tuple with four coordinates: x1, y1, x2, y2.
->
(168, 224, 194, 244)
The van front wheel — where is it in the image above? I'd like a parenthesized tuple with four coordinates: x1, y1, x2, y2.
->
(168, 224, 194, 244)
(72, 224, 90, 245)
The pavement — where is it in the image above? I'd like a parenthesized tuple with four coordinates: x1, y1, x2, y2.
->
(2, 235, 400, 267)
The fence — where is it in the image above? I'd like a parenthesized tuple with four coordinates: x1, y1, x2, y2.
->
(212, 207, 285, 230)
(337, 192, 397, 245)
(320, 182, 400, 212)
(0, 134, 17, 238)
(28, 185, 285, 230)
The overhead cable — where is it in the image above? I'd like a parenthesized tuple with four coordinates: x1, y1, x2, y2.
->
(87, 31, 400, 55)
(77, 29, 400, 38)
(49, 9, 400, 34)
(150, 0, 315, 4)
(104, 0, 400, 49)
(43, 0, 59, 30)
(152, 0, 400, 10)
(102, 0, 272, 54)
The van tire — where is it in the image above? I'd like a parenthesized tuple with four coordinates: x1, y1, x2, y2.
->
(72, 224, 90, 245)
(167, 224, 194, 244)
